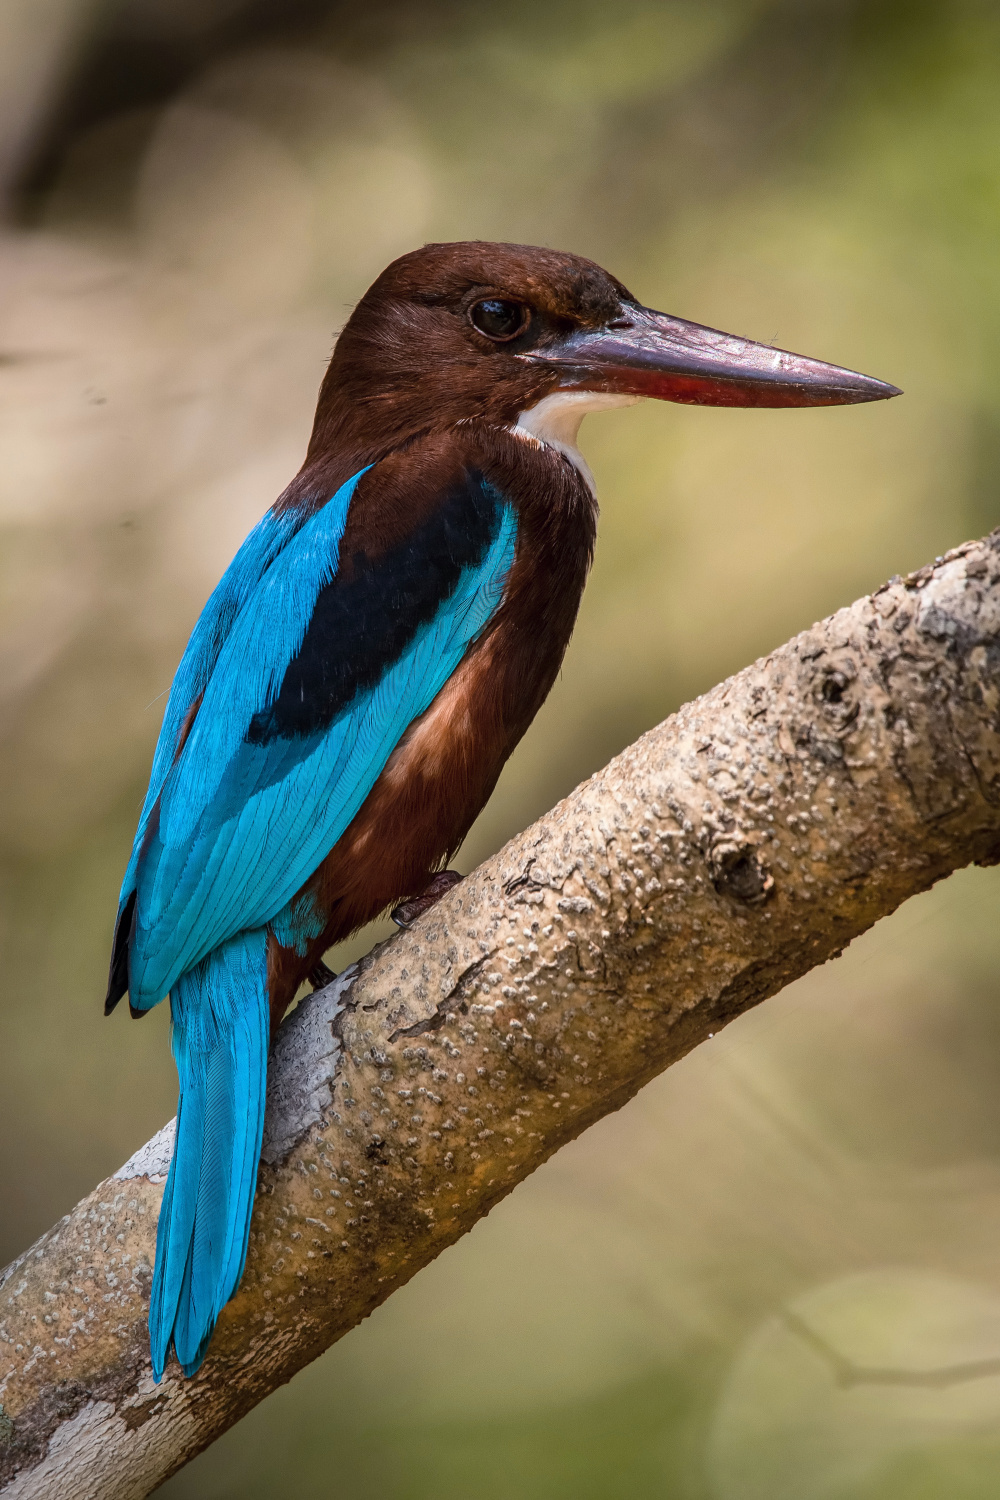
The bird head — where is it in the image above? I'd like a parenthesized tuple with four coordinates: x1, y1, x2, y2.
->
(306, 241, 899, 469)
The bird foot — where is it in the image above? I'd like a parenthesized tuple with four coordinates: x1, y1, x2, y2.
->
(308, 959, 337, 991)
(391, 870, 463, 929)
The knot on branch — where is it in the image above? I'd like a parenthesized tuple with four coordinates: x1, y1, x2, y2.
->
(815, 658, 859, 721)
(709, 841, 774, 905)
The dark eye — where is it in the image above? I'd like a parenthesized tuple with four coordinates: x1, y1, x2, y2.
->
(469, 298, 530, 341)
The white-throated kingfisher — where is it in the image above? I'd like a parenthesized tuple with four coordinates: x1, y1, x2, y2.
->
(104, 241, 899, 1379)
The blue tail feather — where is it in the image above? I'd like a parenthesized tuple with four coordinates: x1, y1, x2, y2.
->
(149, 928, 269, 1381)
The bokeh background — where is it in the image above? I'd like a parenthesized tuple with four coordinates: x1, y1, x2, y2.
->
(4, 0, 1000, 1495)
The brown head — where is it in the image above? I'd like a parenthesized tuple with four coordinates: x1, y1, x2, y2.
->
(299, 240, 899, 492)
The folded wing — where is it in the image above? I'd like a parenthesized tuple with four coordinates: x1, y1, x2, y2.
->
(116, 463, 516, 1011)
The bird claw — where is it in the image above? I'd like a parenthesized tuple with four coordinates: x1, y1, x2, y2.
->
(391, 870, 463, 928)
(308, 959, 337, 990)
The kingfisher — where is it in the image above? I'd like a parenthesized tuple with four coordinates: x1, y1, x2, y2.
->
(104, 241, 898, 1380)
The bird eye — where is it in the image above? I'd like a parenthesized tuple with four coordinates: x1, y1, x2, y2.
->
(469, 298, 530, 341)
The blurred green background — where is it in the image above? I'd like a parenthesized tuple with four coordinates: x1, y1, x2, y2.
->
(4, 0, 1000, 1495)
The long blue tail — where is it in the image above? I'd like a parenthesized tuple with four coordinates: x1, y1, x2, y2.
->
(149, 927, 269, 1380)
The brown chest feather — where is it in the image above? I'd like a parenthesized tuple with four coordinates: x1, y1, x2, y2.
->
(266, 424, 596, 1021)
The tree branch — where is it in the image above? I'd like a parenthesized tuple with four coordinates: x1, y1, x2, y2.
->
(5, 533, 1000, 1498)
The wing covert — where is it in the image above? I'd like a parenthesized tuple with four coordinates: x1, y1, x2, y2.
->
(117, 502, 309, 903)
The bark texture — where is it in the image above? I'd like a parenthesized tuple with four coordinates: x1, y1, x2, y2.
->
(4, 533, 1000, 1498)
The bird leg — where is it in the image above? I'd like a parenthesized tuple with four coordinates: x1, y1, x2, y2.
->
(308, 958, 338, 991)
(391, 870, 463, 929)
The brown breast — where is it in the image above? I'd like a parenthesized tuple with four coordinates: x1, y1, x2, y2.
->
(267, 421, 598, 1020)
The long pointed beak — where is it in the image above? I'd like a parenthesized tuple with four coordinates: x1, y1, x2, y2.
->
(520, 305, 901, 408)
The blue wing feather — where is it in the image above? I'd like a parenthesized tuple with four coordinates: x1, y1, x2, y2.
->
(161, 481, 366, 824)
(127, 472, 516, 1009)
(117, 499, 316, 905)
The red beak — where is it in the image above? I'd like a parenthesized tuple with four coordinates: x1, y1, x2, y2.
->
(520, 304, 901, 408)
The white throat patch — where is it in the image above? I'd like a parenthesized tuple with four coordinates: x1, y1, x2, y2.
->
(511, 389, 639, 492)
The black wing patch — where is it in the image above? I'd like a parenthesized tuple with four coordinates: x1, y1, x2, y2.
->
(104, 887, 137, 1016)
(247, 469, 505, 744)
